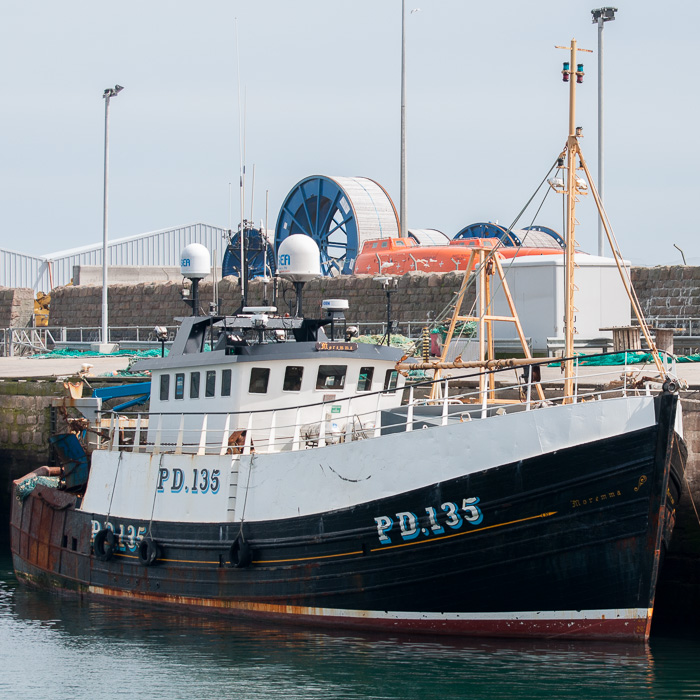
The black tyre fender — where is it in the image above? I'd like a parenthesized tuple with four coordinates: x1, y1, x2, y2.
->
(663, 379, 678, 394)
(138, 537, 160, 566)
(94, 528, 115, 561)
(229, 536, 252, 568)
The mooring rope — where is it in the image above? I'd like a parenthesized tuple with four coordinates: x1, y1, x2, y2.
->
(146, 453, 165, 537)
(683, 467, 700, 528)
(236, 451, 255, 542)
(105, 451, 123, 527)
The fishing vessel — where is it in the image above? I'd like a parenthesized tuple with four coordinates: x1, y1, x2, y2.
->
(10, 40, 686, 641)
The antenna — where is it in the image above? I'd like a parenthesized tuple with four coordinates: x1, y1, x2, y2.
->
(228, 182, 232, 231)
(250, 163, 256, 226)
(235, 17, 246, 305)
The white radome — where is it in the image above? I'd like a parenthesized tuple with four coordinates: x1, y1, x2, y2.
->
(180, 243, 211, 279)
(277, 235, 321, 282)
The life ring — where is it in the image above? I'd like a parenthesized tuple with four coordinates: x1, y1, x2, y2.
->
(138, 537, 160, 566)
(94, 528, 115, 561)
(229, 536, 252, 568)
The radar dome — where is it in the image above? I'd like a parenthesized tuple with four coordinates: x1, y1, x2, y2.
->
(180, 243, 210, 279)
(277, 235, 321, 282)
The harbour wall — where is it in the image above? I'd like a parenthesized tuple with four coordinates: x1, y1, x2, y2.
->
(0, 380, 63, 545)
(46, 272, 473, 330)
(0, 287, 35, 329)
(2, 266, 698, 333)
(40, 266, 700, 335)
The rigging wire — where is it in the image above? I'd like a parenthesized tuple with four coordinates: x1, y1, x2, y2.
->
(423, 157, 561, 356)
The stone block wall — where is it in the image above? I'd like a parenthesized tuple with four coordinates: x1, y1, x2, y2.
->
(0, 287, 34, 328)
(0, 380, 64, 545)
(654, 397, 700, 627)
(49, 273, 475, 331)
(630, 266, 700, 321)
(46, 265, 700, 335)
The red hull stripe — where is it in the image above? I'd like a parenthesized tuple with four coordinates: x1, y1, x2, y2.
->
(88, 584, 652, 640)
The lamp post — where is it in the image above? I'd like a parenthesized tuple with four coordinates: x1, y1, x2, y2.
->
(399, 0, 407, 238)
(100, 84, 124, 351)
(591, 7, 617, 257)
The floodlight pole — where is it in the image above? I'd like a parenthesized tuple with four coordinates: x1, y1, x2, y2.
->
(399, 0, 407, 238)
(592, 7, 617, 257)
(101, 85, 124, 347)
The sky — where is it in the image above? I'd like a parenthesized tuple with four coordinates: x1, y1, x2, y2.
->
(1, 0, 697, 267)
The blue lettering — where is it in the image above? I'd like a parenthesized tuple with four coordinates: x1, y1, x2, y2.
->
(397, 511, 420, 541)
(171, 468, 184, 493)
(157, 468, 169, 492)
(442, 502, 463, 529)
(374, 515, 393, 544)
(462, 497, 484, 525)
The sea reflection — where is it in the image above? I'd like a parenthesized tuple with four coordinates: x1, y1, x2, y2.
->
(2, 553, 699, 700)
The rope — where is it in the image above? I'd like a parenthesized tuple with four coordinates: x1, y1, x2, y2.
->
(683, 468, 700, 529)
(105, 451, 123, 526)
(147, 453, 165, 537)
(236, 451, 255, 542)
(428, 157, 560, 330)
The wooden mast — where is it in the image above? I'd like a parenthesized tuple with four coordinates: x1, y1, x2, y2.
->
(563, 39, 580, 402)
(559, 39, 666, 379)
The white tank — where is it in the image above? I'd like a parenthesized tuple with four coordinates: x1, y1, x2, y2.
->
(277, 235, 321, 282)
(180, 243, 210, 279)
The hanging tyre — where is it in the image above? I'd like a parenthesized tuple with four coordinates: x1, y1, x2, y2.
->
(662, 379, 678, 394)
(229, 536, 252, 568)
(94, 528, 115, 561)
(138, 537, 160, 566)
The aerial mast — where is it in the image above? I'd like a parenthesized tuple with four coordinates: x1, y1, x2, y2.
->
(558, 38, 665, 392)
(559, 40, 591, 401)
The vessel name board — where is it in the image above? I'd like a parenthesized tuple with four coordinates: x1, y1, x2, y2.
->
(315, 342, 358, 352)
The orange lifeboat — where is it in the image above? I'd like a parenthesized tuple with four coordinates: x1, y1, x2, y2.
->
(353, 237, 562, 276)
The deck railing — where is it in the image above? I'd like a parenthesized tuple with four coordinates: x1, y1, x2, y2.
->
(105, 354, 677, 457)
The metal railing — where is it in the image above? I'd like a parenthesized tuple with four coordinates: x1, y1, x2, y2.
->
(104, 357, 676, 457)
(0, 322, 428, 356)
(0, 325, 179, 356)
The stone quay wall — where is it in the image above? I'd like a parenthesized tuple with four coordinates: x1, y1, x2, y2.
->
(630, 266, 700, 322)
(0, 287, 35, 329)
(48, 272, 475, 332)
(44, 266, 700, 334)
(0, 380, 64, 545)
(655, 397, 700, 626)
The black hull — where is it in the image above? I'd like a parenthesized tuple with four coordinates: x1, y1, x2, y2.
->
(11, 393, 686, 640)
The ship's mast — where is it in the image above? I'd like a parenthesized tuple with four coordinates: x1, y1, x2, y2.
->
(562, 39, 585, 401)
(559, 39, 666, 387)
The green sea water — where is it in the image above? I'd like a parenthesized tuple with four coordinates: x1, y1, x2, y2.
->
(1, 550, 699, 700)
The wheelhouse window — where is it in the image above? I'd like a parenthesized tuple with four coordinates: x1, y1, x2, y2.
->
(190, 372, 200, 399)
(283, 366, 304, 392)
(316, 365, 347, 390)
(174, 373, 185, 400)
(249, 367, 270, 394)
(205, 370, 216, 397)
(221, 369, 232, 396)
(357, 367, 374, 392)
(383, 369, 399, 392)
(159, 374, 170, 401)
